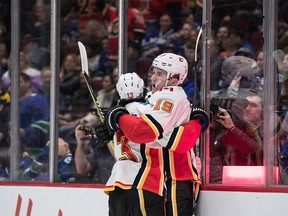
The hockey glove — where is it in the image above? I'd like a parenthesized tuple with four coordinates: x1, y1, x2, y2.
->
(95, 122, 114, 144)
(105, 105, 129, 132)
(190, 107, 209, 132)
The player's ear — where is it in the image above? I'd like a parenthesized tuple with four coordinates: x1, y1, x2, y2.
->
(170, 77, 179, 86)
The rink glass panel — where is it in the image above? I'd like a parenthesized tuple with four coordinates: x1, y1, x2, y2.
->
(4, 0, 288, 187)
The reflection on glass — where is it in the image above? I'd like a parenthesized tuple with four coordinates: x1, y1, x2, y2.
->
(276, 51, 288, 185)
(209, 55, 264, 184)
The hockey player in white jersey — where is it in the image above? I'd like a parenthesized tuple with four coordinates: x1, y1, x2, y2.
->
(99, 53, 209, 215)
(105, 53, 208, 150)
(99, 72, 166, 215)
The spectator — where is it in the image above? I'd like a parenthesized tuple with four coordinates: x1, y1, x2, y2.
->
(19, 138, 74, 182)
(0, 147, 32, 181)
(74, 124, 115, 183)
(256, 49, 264, 79)
(1, 52, 43, 93)
(230, 9, 260, 57)
(80, 72, 119, 127)
(39, 66, 51, 104)
(59, 53, 81, 113)
(0, 147, 10, 181)
(77, 0, 101, 33)
(20, 0, 37, 36)
(0, 41, 9, 77)
(97, 0, 147, 61)
(19, 52, 43, 92)
(180, 8, 197, 26)
(235, 47, 254, 59)
(254, 49, 282, 95)
(130, 0, 166, 32)
(209, 53, 263, 182)
(0, 86, 10, 147)
(96, 72, 119, 109)
(58, 71, 94, 142)
(85, 41, 103, 76)
(182, 41, 200, 102)
(220, 33, 243, 59)
(78, 20, 108, 75)
(127, 42, 142, 73)
(165, 0, 188, 31)
(112, 65, 119, 83)
(141, 13, 175, 58)
(94, 36, 114, 77)
(169, 21, 198, 56)
(276, 49, 287, 96)
(210, 94, 263, 183)
(210, 37, 225, 90)
(21, 34, 50, 71)
(80, 19, 107, 54)
(59, 0, 79, 62)
(215, 25, 230, 53)
(31, 2, 51, 48)
(17, 72, 50, 148)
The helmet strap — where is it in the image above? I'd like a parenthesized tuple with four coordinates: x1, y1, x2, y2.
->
(164, 79, 169, 87)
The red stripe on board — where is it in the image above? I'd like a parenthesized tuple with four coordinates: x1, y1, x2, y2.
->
(58, 209, 63, 216)
(15, 194, 22, 216)
(0, 182, 105, 188)
(26, 199, 33, 216)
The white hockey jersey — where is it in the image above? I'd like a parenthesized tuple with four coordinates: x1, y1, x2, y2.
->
(104, 86, 201, 196)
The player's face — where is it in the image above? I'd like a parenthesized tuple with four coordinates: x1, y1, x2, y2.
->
(127, 92, 134, 99)
(150, 67, 167, 93)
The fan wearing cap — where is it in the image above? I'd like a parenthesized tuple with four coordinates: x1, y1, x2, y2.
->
(221, 55, 258, 95)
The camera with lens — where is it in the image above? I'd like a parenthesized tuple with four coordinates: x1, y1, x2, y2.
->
(210, 97, 236, 115)
(78, 125, 99, 149)
(210, 96, 248, 119)
(79, 125, 95, 138)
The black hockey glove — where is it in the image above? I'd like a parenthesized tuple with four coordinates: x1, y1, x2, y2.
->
(95, 122, 114, 144)
(190, 107, 209, 132)
(105, 105, 129, 132)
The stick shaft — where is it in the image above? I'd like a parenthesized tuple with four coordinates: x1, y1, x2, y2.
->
(78, 41, 105, 123)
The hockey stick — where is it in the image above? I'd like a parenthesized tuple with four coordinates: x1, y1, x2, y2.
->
(78, 41, 105, 123)
(192, 24, 204, 106)
(194, 26, 203, 64)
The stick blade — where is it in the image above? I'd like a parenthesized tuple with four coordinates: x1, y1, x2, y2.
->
(78, 41, 89, 76)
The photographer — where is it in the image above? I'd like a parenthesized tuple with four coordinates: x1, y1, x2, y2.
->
(210, 94, 263, 183)
(74, 124, 115, 183)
